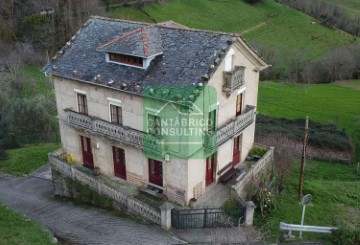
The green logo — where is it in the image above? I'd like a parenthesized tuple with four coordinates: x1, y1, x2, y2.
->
(143, 85, 218, 160)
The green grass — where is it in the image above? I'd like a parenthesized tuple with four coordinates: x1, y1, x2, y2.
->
(257, 160, 360, 243)
(325, 0, 360, 16)
(112, 0, 357, 60)
(0, 143, 60, 176)
(23, 65, 53, 97)
(258, 81, 360, 160)
(0, 203, 55, 244)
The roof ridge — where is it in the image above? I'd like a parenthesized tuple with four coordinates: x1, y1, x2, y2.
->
(141, 27, 150, 57)
(156, 23, 239, 37)
(91, 15, 152, 25)
(97, 27, 143, 50)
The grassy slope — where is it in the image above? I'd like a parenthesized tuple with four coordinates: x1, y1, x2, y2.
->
(0, 143, 60, 176)
(258, 81, 360, 160)
(258, 160, 360, 243)
(112, 0, 356, 60)
(0, 203, 54, 245)
(325, 0, 360, 16)
(23, 65, 53, 97)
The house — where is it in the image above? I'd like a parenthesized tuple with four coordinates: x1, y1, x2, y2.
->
(44, 16, 268, 206)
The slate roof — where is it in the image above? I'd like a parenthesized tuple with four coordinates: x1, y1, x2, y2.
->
(43, 16, 256, 102)
(97, 26, 163, 57)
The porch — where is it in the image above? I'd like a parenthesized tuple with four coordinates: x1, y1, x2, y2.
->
(193, 145, 274, 208)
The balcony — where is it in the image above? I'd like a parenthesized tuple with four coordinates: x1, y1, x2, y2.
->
(64, 109, 164, 154)
(204, 105, 256, 149)
(223, 66, 245, 95)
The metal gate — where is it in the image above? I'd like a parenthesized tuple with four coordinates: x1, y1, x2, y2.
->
(171, 206, 245, 229)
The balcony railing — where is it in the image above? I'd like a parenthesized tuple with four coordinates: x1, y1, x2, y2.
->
(223, 66, 245, 95)
(64, 109, 164, 154)
(204, 105, 256, 149)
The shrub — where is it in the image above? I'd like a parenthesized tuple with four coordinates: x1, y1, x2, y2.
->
(0, 149, 9, 160)
(249, 147, 267, 157)
(331, 226, 360, 245)
(254, 188, 276, 217)
(223, 199, 242, 219)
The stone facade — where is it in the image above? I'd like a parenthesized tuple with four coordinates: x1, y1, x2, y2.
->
(52, 36, 266, 206)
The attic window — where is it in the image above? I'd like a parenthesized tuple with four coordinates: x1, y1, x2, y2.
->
(109, 53, 143, 67)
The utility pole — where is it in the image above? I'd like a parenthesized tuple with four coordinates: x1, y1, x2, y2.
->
(298, 116, 309, 201)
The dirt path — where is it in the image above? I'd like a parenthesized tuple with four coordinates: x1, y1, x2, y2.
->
(241, 21, 268, 35)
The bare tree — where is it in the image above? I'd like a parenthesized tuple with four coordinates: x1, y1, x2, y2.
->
(322, 47, 355, 82)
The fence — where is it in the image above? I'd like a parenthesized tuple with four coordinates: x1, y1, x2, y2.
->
(171, 206, 245, 229)
(49, 151, 162, 225)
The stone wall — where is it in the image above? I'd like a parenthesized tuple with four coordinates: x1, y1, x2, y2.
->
(231, 146, 274, 199)
(50, 152, 162, 225)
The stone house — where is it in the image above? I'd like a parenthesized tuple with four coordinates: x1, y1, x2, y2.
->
(44, 16, 268, 206)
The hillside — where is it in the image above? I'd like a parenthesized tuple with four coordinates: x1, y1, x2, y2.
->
(112, 0, 357, 60)
(325, 0, 360, 16)
(258, 80, 360, 160)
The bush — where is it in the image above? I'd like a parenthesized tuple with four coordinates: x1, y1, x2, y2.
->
(0, 149, 9, 160)
(223, 199, 242, 219)
(331, 226, 360, 245)
(254, 188, 275, 217)
(249, 147, 268, 157)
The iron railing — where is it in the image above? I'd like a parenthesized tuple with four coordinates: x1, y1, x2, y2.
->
(64, 109, 164, 154)
(204, 105, 256, 149)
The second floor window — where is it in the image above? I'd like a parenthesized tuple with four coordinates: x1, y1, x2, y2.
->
(77, 94, 88, 115)
(208, 110, 216, 133)
(110, 104, 122, 125)
(148, 114, 161, 136)
(236, 93, 243, 116)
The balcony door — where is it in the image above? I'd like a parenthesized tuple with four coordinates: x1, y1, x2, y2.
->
(232, 134, 242, 166)
(205, 154, 216, 187)
(80, 135, 94, 169)
(113, 146, 126, 180)
(236, 93, 243, 116)
(148, 159, 163, 186)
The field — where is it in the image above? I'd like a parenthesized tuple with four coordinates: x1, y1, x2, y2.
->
(0, 143, 60, 176)
(258, 80, 360, 160)
(0, 203, 55, 245)
(257, 160, 360, 243)
(112, 0, 357, 60)
(325, 0, 360, 16)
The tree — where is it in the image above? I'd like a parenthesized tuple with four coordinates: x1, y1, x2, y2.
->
(322, 47, 355, 82)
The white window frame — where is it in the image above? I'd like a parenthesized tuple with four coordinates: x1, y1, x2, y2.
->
(74, 89, 86, 113)
(107, 97, 122, 124)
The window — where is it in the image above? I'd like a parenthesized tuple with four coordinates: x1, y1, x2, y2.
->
(110, 104, 122, 125)
(77, 94, 88, 115)
(208, 110, 216, 133)
(236, 93, 243, 116)
(109, 53, 143, 67)
(148, 114, 161, 136)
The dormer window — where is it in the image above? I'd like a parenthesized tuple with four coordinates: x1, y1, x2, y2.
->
(109, 53, 143, 67)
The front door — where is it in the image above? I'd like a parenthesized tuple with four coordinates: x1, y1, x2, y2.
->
(206, 154, 216, 186)
(113, 146, 126, 180)
(80, 136, 94, 169)
(148, 159, 163, 186)
(232, 135, 242, 166)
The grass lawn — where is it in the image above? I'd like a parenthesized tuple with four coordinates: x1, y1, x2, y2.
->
(0, 203, 55, 245)
(257, 160, 360, 243)
(0, 143, 60, 176)
(111, 0, 357, 60)
(258, 80, 360, 160)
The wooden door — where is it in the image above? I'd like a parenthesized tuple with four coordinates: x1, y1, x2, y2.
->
(113, 146, 126, 180)
(148, 159, 163, 186)
(232, 135, 242, 166)
(205, 154, 216, 186)
(80, 136, 94, 169)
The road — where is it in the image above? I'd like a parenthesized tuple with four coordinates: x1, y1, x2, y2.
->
(0, 166, 182, 245)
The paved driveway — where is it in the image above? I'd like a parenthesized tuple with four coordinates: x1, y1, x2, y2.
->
(0, 166, 182, 245)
